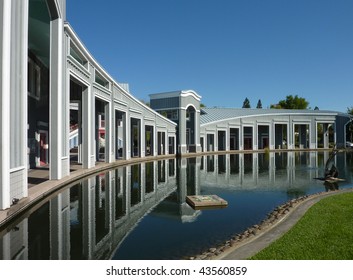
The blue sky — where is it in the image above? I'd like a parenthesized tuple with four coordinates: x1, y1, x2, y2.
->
(66, 0, 353, 112)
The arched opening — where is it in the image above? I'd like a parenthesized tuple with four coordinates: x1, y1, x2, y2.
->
(186, 106, 196, 152)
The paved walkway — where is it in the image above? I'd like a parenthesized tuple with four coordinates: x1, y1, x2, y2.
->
(216, 188, 353, 260)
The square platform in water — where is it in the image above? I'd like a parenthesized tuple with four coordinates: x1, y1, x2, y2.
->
(186, 195, 228, 209)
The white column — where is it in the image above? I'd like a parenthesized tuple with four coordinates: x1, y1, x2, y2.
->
(62, 33, 70, 177)
(49, 17, 64, 179)
(19, 0, 29, 197)
(215, 130, 219, 151)
(197, 111, 202, 152)
(91, 90, 95, 166)
(253, 125, 258, 150)
(270, 122, 275, 150)
(0, 0, 12, 209)
(289, 119, 294, 149)
(8, 0, 29, 201)
(82, 86, 93, 168)
(178, 109, 187, 154)
(239, 123, 243, 150)
(164, 131, 168, 155)
(141, 118, 145, 158)
(125, 112, 130, 160)
(111, 105, 116, 161)
(153, 124, 157, 156)
(105, 101, 112, 163)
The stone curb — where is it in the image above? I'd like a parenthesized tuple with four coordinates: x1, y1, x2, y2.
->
(186, 188, 353, 260)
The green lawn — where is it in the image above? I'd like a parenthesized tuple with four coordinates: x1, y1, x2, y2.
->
(250, 191, 353, 260)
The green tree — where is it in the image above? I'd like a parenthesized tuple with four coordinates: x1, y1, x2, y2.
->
(242, 97, 251, 108)
(270, 103, 282, 109)
(347, 107, 353, 115)
(272, 95, 309, 109)
(200, 103, 206, 108)
(256, 99, 262, 109)
(140, 99, 150, 107)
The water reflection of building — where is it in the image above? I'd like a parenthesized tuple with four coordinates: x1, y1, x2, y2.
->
(199, 152, 333, 191)
(1, 151, 350, 259)
(0, 159, 178, 260)
(149, 157, 203, 223)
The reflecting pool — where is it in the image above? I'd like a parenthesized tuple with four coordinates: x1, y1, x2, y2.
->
(1, 151, 352, 260)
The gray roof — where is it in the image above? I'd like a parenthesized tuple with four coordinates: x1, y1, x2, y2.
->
(200, 107, 351, 125)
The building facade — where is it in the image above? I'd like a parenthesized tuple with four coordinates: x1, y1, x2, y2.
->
(0, 0, 352, 211)
(150, 92, 352, 153)
(0, 0, 176, 210)
(150, 90, 202, 154)
(199, 108, 352, 152)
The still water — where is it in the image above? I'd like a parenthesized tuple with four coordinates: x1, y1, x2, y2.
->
(1, 151, 352, 260)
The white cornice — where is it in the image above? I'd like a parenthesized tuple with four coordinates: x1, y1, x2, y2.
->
(149, 89, 202, 101)
(180, 90, 202, 101)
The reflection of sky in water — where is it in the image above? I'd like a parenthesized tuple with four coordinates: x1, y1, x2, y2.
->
(114, 152, 353, 260)
(1, 152, 352, 260)
(114, 190, 290, 260)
